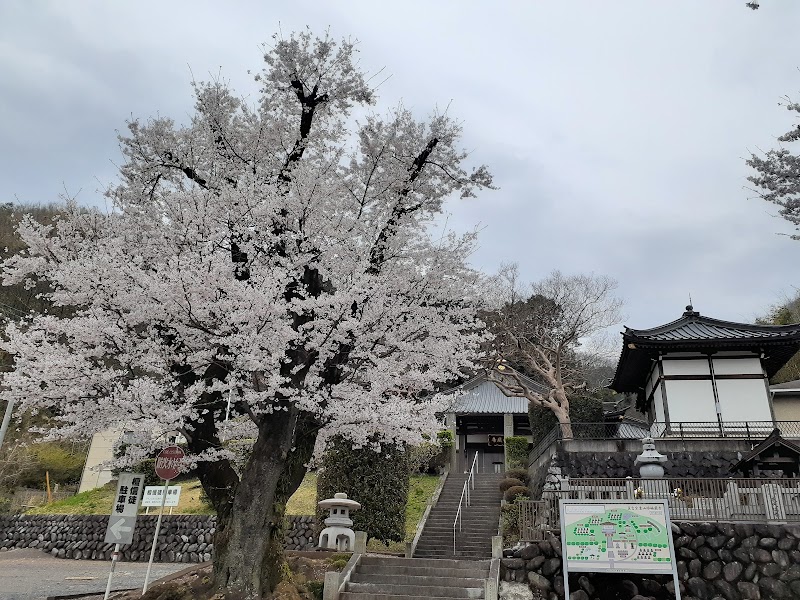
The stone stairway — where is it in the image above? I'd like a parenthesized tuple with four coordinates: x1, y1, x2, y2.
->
(414, 472, 503, 559)
(340, 555, 490, 599)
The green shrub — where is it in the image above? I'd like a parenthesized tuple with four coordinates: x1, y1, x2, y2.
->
(503, 485, 531, 502)
(306, 580, 325, 600)
(16, 442, 86, 488)
(529, 395, 604, 446)
(327, 559, 348, 570)
(436, 430, 454, 449)
(505, 468, 530, 486)
(316, 435, 410, 543)
(499, 478, 525, 493)
(501, 500, 521, 543)
(504, 436, 529, 470)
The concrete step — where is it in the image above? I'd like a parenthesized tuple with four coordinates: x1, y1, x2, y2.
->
(350, 573, 486, 588)
(360, 556, 489, 569)
(341, 595, 480, 600)
(414, 551, 492, 559)
(345, 582, 483, 599)
(415, 542, 490, 551)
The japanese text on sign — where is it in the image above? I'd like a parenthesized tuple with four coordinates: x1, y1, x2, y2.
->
(140, 485, 183, 507)
(115, 475, 143, 515)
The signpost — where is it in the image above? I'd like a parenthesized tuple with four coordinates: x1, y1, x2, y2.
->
(103, 472, 145, 600)
(143, 445, 185, 594)
(559, 499, 681, 600)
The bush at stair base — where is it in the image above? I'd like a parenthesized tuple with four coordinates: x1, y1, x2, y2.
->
(505, 468, 531, 486)
(500, 478, 526, 493)
(504, 485, 531, 502)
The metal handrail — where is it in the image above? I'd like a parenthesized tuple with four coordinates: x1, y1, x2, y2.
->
(529, 420, 800, 465)
(520, 476, 800, 533)
(453, 452, 479, 554)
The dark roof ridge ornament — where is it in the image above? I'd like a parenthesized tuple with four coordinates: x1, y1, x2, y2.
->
(683, 304, 699, 318)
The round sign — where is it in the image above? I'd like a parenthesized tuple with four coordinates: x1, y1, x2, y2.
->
(154, 445, 185, 480)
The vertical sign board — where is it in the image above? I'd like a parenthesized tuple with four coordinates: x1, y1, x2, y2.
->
(104, 472, 145, 545)
(559, 499, 681, 600)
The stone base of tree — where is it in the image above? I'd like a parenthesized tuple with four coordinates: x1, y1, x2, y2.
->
(502, 522, 800, 599)
(0, 514, 318, 562)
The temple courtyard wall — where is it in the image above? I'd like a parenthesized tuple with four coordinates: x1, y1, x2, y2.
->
(0, 514, 318, 562)
(503, 521, 800, 600)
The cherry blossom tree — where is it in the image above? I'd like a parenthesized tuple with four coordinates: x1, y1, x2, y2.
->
(0, 32, 492, 597)
(747, 93, 800, 237)
(484, 265, 623, 438)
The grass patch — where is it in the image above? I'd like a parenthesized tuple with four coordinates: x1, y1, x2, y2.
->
(25, 480, 214, 515)
(286, 472, 317, 515)
(26, 483, 116, 515)
(404, 474, 439, 540)
(25, 470, 442, 540)
(364, 473, 441, 553)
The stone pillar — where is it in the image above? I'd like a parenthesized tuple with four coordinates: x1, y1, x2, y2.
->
(354, 531, 367, 554)
(491, 535, 503, 559)
(323, 571, 340, 600)
(447, 413, 458, 471)
(503, 413, 514, 469)
(763, 484, 787, 522)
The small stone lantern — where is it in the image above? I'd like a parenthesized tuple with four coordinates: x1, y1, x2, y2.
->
(318, 492, 361, 551)
(635, 437, 667, 479)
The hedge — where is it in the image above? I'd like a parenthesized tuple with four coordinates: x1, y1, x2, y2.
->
(504, 436, 529, 470)
(316, 436, 409, 543)
(528, 394, 604, 447)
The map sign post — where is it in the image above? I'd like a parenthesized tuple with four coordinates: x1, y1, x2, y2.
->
(102, 472, 145, 600)
(559, 499, 681, 600)
(143, 445, 185, 594)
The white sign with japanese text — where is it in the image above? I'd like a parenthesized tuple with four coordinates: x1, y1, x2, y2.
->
(141, 485, 182, 507)
(104, 472, 145, 544)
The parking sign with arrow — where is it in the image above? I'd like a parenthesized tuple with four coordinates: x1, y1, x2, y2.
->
(104, 472, 145, 545)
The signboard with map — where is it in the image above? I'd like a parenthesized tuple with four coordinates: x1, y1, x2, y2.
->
(559, 499, 678, 575)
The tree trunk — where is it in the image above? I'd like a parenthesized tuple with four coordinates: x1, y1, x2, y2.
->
(552, 403, 573, 440)
(209, 409, 317, 598)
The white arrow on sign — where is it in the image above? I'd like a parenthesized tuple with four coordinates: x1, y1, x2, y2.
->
(109, 517, 133, 540)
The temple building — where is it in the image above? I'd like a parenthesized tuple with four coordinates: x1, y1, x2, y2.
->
(610, 305, 800, 434)
(444, 373, 540, 473)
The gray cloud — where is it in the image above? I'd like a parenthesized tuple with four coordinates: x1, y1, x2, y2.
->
(2, 0, 799, 333)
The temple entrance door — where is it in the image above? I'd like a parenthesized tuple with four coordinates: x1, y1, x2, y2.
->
(460, 444, 505, 474)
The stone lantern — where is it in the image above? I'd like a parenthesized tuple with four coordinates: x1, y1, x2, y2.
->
(318, 492, 361, 551)
(634, 437, 669, 499)
(635, 437, 667, 479)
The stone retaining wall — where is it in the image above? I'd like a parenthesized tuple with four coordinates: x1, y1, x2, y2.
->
(0, 514, 318, 562)
(529, 438, 753, 496)
(502, 522, 800, 599)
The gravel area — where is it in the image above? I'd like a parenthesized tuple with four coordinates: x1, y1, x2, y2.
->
(0, 548, 188, 600)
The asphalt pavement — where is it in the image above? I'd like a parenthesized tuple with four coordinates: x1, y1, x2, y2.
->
(0, 549, 187, 600)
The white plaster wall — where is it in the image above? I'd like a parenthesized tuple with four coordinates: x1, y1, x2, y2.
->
(712, 357, 762, 375)
(78, 429, 119, 493)
(715, 378, 772, 422)
(663, 380, 718, 422)
(662, 358, 710, 376)
(773, 395, 800, 422)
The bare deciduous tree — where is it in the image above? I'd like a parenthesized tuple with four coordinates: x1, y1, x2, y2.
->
(484, 265, 624, 438)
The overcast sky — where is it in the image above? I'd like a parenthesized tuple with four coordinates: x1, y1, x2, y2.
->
(2, 0, 800, 334)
